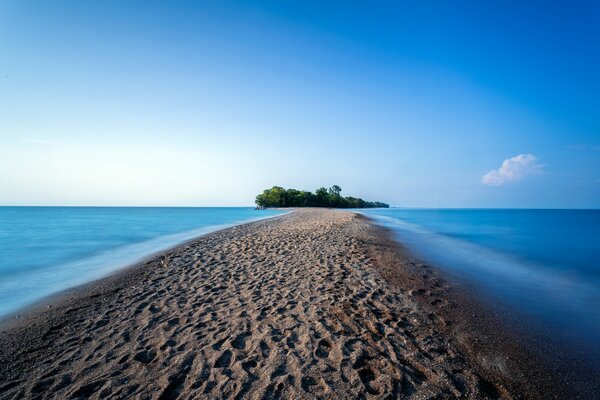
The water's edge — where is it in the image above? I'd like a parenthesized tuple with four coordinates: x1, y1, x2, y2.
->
(0, 210, 291, 325)
(359, 211, 600, 399)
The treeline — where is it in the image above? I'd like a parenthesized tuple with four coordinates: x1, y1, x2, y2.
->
(255, 185, 389, 209)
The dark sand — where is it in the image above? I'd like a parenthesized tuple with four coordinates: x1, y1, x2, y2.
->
(0, 209, 577, 399)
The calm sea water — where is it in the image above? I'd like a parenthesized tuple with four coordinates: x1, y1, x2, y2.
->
(0, 207, 284, 318)
(360, 209, 600, 346)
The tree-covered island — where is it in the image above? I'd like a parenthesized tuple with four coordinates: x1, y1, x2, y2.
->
(255, 185, 389, 209)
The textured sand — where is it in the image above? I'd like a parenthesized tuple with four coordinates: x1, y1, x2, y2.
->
(0, 209, 556, 399)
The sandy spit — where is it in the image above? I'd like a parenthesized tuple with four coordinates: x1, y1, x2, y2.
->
(0, 209, 563, 399)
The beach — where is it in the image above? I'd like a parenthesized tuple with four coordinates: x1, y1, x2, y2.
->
(0, 209, 569, 399)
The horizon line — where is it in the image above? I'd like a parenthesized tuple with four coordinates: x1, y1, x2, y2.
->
(1, 205, 598, 210)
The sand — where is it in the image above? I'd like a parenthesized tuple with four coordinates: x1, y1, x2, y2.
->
(0, 209, 566, 399)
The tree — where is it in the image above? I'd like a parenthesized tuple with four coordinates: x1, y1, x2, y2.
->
(329, 185, 342, 196)
(255, 185, 389, 209)
(315, 187, 329, 206)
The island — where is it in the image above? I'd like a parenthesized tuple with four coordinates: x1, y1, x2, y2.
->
(255, 185, 389, 208)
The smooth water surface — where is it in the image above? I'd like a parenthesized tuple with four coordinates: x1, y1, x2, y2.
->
(360, 209, 600, 346)
(0, 207, 284, 318)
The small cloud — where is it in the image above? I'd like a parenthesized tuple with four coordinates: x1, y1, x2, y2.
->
(482, 154, 543, 186)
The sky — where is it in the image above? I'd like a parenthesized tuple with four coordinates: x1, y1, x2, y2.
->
(1, 0, 598, 207)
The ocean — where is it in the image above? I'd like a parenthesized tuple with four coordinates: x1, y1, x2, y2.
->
(360, 209, 600, 349)
(0, 207, 284, 318)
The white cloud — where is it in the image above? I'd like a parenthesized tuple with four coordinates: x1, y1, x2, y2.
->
(482, 154, 543, 186)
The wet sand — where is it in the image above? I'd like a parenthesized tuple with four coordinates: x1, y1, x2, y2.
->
(0, 209, 570, 399)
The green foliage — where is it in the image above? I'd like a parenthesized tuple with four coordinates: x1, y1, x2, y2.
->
(255, 185, 389, 209)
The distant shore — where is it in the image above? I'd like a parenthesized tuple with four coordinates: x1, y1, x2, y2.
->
(0, 209, 573, 399)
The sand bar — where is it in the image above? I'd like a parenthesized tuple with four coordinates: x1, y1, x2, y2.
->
(0, 209, 569, 399)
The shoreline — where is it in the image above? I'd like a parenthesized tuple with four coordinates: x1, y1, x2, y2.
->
(362, 214, 600, 400)
(357, 216, 578, 399)
(0, 210, 290, 326)
(0, 209, 577, 398)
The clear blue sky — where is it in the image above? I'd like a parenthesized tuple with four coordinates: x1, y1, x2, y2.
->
(1, 1, 598, 207)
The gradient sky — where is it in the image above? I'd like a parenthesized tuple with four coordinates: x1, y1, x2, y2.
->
(1, 1, 598, 207)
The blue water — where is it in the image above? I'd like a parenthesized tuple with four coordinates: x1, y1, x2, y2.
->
(0, 207, 284, 318)
(360, 209, 600, 346)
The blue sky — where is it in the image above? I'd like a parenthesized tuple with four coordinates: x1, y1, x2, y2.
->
(1, 0, 598, 207)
